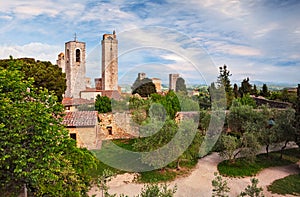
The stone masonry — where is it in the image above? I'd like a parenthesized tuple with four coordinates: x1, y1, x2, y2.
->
(102, 31, 118, 91)
(169, 73, 180, 91)
(64, 40, 87, 98)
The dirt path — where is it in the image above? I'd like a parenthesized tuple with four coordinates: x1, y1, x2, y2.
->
(88, 152, 299, 197)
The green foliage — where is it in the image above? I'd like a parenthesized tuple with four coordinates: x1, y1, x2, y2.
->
(94, 169, 116, 197)
(218, 148, 300, 177)
(272, 108, 296, 158)
(227, 103, 256, 133)
(211, 172, 230, 197)
(132, 78, 157, 97)
(268, 89, 297, 104)
(138, 170, 177, 183)
(193, 92, 211, 110)
(234, 94, 256, 108)
(175, 77, 187, 93)
(95, 95, 112, 113)
(217, 64, 234, 108)
(162, 91, 181, 119)
(239, 178, 264, 197)
(295, 84, 300, 147)
(267, 174, 300, 196)
(239, 78, 252, 97)
(0, 59, 97, 196)
(218, 134, 241, 162)
(198, 110, 211, 133)
(233, 83, 240, 98)
(129, 95, 150, 124)
(137, 183, 177, 197)
(0, 57, 66, 101)
(177, 93, 199, 111)
(260, 84, 270, 97)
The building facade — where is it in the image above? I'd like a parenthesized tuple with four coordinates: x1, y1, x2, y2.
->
(102, 31, 118, 91)
(59, 40, 87, 98)
(169, 73, 180, 91)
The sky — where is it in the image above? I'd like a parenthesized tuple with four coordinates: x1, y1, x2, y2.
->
(0, 0, 300, 86)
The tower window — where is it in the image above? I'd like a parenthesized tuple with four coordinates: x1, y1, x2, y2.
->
(76, 49, 81, 62)
(66, 49, 70, 63)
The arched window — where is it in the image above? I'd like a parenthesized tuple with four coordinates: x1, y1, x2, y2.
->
(76, 49, 80, 62)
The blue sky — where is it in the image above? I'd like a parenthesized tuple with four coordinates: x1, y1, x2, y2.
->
(0, 0, 300, 86)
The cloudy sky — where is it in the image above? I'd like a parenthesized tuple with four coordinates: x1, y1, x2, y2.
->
(0, 0, 299, 86)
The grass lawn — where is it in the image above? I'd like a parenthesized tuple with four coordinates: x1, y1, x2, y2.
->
(218, 148, 300, 177)
(267, 174, 300, 196)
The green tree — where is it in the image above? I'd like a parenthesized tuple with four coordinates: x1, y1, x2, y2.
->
(0, 60, 97, 196)
(260, 84, 270, 97)
(218, 134, 241, 163)
(95, 95, 112, 113)
(138, 183, 177, 197)
(227, 102, 256, 133)
(239, 178, 264, 197)
(175, 77, 187, 93)
(217, 65, 234, 108)
(244, 106, 275, 157)
(0, 57, 66, 101)
(295, 84, 300, 147)
(211, 172, 230, 197)
(161, 91, 180, 119)
(132, 78, 156, 97)
(233, 83, 240, 98)
(234, 94, 256, 108)
(239, 78, 252, 97)
(252, 85, 258, 96)
(272, 108, 296, 159)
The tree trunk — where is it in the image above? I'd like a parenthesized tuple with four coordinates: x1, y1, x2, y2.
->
(280, 140, 289, 160)
(266, 144, 269, 157)
(176, 159, 181, 170)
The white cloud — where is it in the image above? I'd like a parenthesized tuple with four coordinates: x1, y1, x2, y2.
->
(0, 43, 60, 63)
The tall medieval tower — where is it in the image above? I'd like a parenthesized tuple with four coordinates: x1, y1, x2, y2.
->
(102, 31, 118, 91)
(64, 39, 86, 98)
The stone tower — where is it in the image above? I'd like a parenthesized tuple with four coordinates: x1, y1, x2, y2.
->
(102, 31, 118, 91)
(57, 52, 65, 73)
(64, 40, 86, 98)
(169, 73, 180, 91)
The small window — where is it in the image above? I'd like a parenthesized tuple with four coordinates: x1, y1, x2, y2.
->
(76, 49, 80, 62)
(70, 133, 77, 141)
(66, 49, 70, 63)
(107, 126, 113, 135)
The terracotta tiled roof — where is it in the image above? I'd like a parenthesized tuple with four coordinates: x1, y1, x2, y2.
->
(62, 111, 98, 127)
(62, 98, 94, 106)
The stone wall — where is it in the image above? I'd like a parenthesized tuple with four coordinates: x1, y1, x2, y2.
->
(68, 126, 98, 150)
(252, 96, 292, 108)
(98, 112, 139, 139)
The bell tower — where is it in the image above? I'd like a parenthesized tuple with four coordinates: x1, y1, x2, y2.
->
(101, 30, 118, 91)
(64, 38, 86, 98)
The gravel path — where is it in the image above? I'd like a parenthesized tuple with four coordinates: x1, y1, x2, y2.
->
(88, 152, 299, 197)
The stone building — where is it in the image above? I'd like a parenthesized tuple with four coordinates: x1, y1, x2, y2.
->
(57, 38, 89, 98)
(57, 31, 120, 100)
(152, 78, 162, 92)
(169, 73, 180, 91)
(101, 30, 118, 91)
(62, 111, 99, 149)
(65, 40, 87, 98)
(57, 52, 65, 73)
